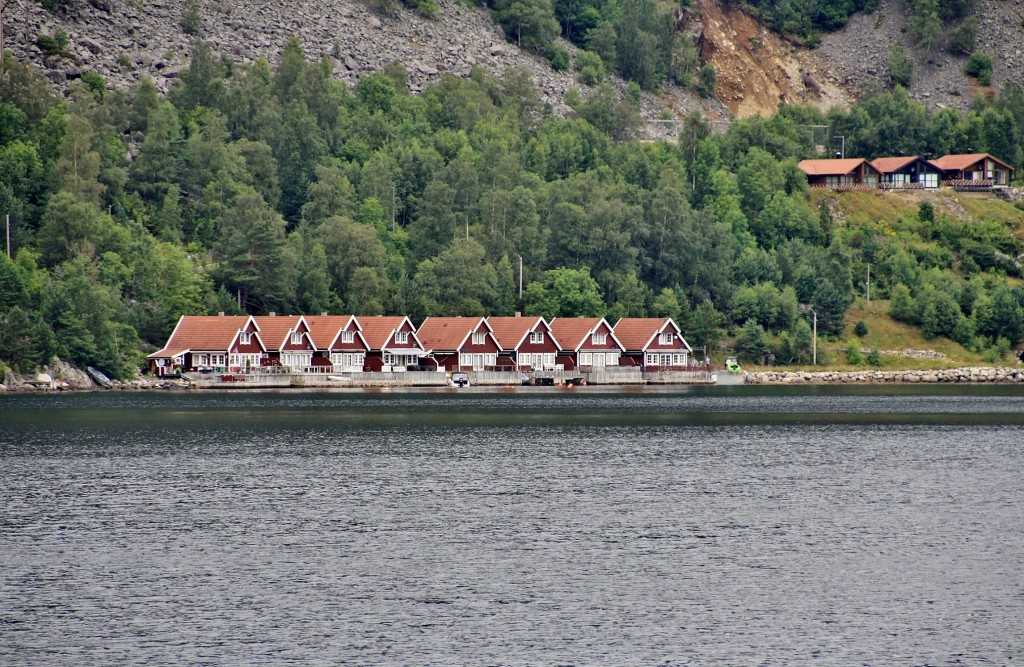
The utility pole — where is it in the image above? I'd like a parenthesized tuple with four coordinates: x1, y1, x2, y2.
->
(516, 254, 523, 299)
(801, 304, 818, 366)
(811, 307, 817, 366)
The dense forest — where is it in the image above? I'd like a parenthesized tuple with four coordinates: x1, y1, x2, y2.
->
(1, 38, 1024, 379)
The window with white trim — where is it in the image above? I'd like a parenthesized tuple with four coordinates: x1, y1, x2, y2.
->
(472, 332, 486, 345)
(290, 332, 302, 345)
(592, 332, 607, 345)
(384, 353, 419, 367)
(660, 332, 673, 345)
(530, 331, 544, 344)
(239, 331, 251, 345)
(340, 330, 355, 344)
(579, 352, 593, 366)
(201, 354, 225, 367)
(394, 331, 409, 344)
(331, 352, 364, 370)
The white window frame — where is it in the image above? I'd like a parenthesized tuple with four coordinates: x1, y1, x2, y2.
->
(290, 332, 303, 346)
(530, 331, 544, 344)
(394, 331, 409, 344)
(281, 351, 312, 370)
(461, 352, 496, 370)
(239, 331, 251, 345)
(660, 332, 673, 345)
(592, 332, 607, 345)
(384, 352, 418, 368)
(472, 332, 486, 345)
(331, 352, 365, 371)
(201, 354, 225, 368)
(340, 330, 355, 344)
(229, 353, 260, 369)
(579, 352, 593, 367)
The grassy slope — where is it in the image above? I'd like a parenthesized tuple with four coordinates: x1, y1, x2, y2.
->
(778, 190, 1024, 371)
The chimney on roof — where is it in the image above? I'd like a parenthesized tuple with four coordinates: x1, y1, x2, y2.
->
(515, 311, 521, 317)
(321, 312, 328, 316)
(269, 312, 276, 316)
(218, 311, 225, 316)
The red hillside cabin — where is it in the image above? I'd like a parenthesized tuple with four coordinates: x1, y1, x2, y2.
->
(798, 158, 881, 189)
(931, 153, 1014, 187)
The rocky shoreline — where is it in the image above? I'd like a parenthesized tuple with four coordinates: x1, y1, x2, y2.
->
(1, 357, 189, 393)
(745, 366, 1024, 384)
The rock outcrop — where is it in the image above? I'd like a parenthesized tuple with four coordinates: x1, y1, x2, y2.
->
(1, 357, 189, 392)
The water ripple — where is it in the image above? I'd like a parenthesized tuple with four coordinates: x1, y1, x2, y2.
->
(2, 390, 1023, 665)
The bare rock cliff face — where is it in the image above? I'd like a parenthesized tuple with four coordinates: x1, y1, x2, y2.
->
(816, 0, 1024, 112)
(3, 0, 725, 137)
(5, 0, 574, 98)
(690, 0, 852, 117)
(6, 0, 1020, 127)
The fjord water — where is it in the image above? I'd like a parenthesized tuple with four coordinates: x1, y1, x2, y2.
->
(2, 387, 1023, 665)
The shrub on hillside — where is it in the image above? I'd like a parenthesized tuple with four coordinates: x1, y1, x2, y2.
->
(889, 284, 917, 323)
(866, 349, 882, 366)
(947, 18, 977, 55)
(181, 0, 203, 35)
(576, 50, 606, 85)
(697, 63, 716, 98)
(36, 29, 69, 57)
(548, 45, 570, 72)
(886, 44, 913, 87)
(965, 52, 993, 86)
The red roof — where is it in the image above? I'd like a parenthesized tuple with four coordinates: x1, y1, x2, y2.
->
(869, 156, 919, 173)
(613, 317, 690, 352)
(417, 317, 491, 352)
(359, 315, 421, 351)
(798, 158, 876, 176)
(304, 315, 359, 350)
(549, 317, 621, 351)
(486, 316, 554, 351)
(148, 315, 255, 358)
(252, 315, 304, 350)
(931, 153, 1013, 172)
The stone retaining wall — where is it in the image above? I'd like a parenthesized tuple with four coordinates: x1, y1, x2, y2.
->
(745, 367, 1024, 384)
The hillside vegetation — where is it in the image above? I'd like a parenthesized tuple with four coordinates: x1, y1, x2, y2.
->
(1, 42, 1023, 380)
(8, 0, 1024, 126)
